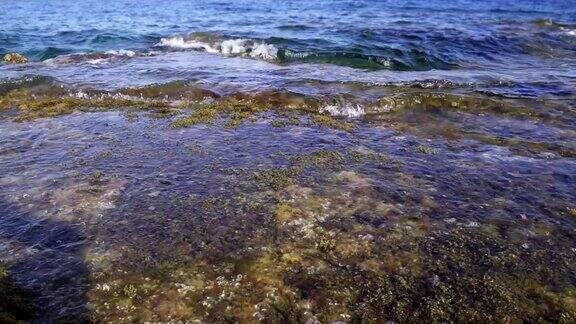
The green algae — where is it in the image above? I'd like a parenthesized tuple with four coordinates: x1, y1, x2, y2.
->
(265, 295, 307, 323)
(170, 105, 218, 127)
(94, 150, 113, 160)
(272, 183, 575, 322)
(311, 114, 356, 131)
(270, 116, 301, 128)
(81, 179, 576, 323)
(384, 114, 575, 158)
(252, 167, 302, 190)
(2, 53, 28, 64)
(270, 148, 390, 177)
(276, 201, 303, 224)
(377, 92, 541, 119)
(169, 95, 359, 131)
(293, 149, 346, 168)
(0, 88, 173, 121)
(347, 149, 393, 165)
(416, 144, 437, 155)
(6, 81, 564, 148)
(2, 81, 571, 134)
(185, 141, 207, 155)
(90, 170, 104, 184)
(294, 228, 576, 323)
(171, 97, 272, 128)
(316, 238, 337, 253)
(3, 81, 575, 322)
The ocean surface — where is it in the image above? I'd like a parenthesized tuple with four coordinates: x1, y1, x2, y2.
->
(1, 0, 576, 322)
(1, 0, 576, 94)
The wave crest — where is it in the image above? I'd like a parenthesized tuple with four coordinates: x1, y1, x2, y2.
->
(157, 36, 280, 61)
(156, 32, 455, 71)
(320, 104, 365, 118)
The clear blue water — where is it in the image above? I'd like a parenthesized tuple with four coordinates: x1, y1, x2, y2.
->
(1, 0, 576, 95)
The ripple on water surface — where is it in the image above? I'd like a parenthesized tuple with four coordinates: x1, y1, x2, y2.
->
(0, 106, 574, 321)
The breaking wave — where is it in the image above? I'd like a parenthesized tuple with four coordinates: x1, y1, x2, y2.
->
(320, 104, 366, 118)
(532, 19, 576, 37)
(157, 36, 280, 61)
(156, 33, 456, 71)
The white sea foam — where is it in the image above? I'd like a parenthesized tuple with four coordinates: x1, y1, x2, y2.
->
(72, 90, 90, 99)
(157, 36, 216, 52)
(105, 49, 137, 57)
(559, 27, 576, 36)
(320, 104, 365, 118)
(157, 36, 279, 61)
(86, 58, 107, 65)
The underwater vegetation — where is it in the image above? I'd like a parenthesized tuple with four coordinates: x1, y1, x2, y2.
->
(0, 87, 172, 121)
(3, 80, 574, 156)
(80, 171, 576, 322)
(0, 83, 360, 132)
(0, 77, 575, 322)
(2, 53, 28, 64)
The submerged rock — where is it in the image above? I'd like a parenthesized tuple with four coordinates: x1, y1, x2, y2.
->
(2, 53, 28, 64)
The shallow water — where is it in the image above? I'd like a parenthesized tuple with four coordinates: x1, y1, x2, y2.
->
(1, 0, 576, 322)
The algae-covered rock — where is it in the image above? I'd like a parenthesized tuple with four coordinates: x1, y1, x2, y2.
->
(2, 53, 28, 64)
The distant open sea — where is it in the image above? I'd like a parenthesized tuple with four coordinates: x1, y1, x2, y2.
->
(1, 0, 575, 97)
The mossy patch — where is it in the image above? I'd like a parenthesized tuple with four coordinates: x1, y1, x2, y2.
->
(347, 149, 392, 164)
(2, 53, 28, 64)
(80, 179, 576, 323)
(270, 116, 300, 128)
(276, 201, 303, 223)
(252, 167, 302, 190)
(170, 105, 219, 127)
(171, 97, 272, 128)
(293, 149, 345, 168)
(0, 88, 173, 121)
(94, 150, 113, 160)
(90, 170, 104, 184)
(316, 238, 337, 253)
(378, 92, 541, 119)
(416, 144, 437, 155)
(311, 114, 356, 131)
(170, 94, 358, 131)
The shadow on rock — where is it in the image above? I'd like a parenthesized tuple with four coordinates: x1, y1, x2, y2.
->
(0, 199, 90, 322)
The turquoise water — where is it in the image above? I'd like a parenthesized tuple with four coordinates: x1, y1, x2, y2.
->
(1, 1, 576, 322)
